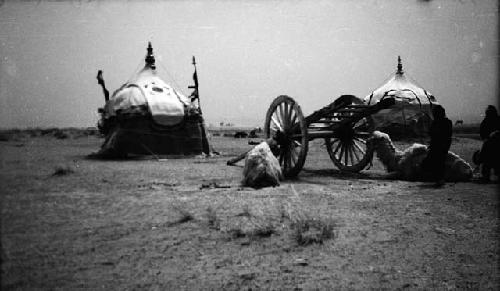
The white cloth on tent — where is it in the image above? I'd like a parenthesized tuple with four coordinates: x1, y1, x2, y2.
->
(105, 85, 147, 116)
(105, 67, 190, 126)
(140, 81, 187, 126)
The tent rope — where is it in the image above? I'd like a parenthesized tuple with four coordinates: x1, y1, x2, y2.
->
(138, 141, 160, 160)
(127, 56, 147, 83)
(156, 55, 186, 96)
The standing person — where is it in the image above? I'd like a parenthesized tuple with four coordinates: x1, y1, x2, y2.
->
(478, 105, 500, 182)
(421, 105, 453, 186)
(480, 105, 500, 140)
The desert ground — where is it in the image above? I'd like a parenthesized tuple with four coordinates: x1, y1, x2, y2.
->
(1, 129, 498, 290)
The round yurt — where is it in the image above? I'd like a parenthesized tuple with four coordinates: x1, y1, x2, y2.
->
(364, 56, 438, 138)
(95, 42, 210, 158)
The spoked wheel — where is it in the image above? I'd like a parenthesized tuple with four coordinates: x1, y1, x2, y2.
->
(264, 95, 308, 178)
(325, 96, 375, 172)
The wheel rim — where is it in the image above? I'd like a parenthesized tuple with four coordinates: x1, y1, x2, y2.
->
(325, 97, 374, 172)
(265, 95, 308, 178)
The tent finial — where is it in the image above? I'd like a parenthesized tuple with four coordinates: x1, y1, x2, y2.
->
(397, 55, 403, 75)
(145, 42, 156, 70)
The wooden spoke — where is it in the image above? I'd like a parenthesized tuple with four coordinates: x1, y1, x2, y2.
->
(270, 123, 280, 133)
(282, 148, 288, 172)
(290, 147, 299, 166)
(290, 109, 297, 126)
(279, 104, 286, 129)
(332, 139, 342, 157)
(273, 112, 280, 131)
(270, 119, 280, 132)
(348, 143, 356, 166)
(279, 103, 286, 130)
(287, 147, 293, 172)
(345, 144, 351, 165)
(335, 143, 342, 161)
(283, 102, 289, 130)
(287, 147, 293, 170)
(271, 115, 284, 132)
(353, 136, 366, 144)
(351, 142, 361, 162)
(352, 139, 366, 156)
(343, 144, 348, 166)
(279, 110, 286, 130)
(287, 103, 293, 129)
(328, 138, 340, 147)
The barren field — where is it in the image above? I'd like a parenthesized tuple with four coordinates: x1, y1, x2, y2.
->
(1, 133, 499, 290)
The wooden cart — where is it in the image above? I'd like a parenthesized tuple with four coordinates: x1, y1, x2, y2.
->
(264, 94, 395, 177)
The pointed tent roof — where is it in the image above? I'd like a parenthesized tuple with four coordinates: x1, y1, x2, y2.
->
(106, 42, 190, 126)
(365, 56, 437, 106)
(364, 56, 439, 138)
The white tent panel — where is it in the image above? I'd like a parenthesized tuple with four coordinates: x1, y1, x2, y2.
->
(106, 67, 190, 126)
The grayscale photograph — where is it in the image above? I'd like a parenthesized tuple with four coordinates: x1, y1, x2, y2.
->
(0, 0, 498, 289)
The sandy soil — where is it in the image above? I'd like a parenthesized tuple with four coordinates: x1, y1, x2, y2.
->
(1, 134, 498, 290)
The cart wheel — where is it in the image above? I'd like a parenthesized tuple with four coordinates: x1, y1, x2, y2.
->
(264, 95, 308, 178)
(325, 96, 375, 172)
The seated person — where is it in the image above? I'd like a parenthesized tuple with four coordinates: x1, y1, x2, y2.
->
(478, 105, 500, 182)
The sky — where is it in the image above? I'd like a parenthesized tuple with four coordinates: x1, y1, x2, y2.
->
(0, 0, 498, 128)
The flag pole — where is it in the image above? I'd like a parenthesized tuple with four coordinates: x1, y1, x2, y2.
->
(189, 56, 201, 114)
(189, 56, 211, 154)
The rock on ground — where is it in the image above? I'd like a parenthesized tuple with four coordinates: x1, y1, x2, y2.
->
(242, 142, 282, 188)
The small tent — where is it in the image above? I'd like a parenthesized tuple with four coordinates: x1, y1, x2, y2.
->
(96, 42, 210, 158)
(364, 56, 438, 138)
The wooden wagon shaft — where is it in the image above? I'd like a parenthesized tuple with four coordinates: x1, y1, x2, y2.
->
(287, 96, 395, 138)
(227, 151, 250, 166)
(266, 96, 352, 137)
(303, 97, 352, 125)
(301, 96, 382, 125)
(334, 97, 395, 128)
(227, 138, 277, 166)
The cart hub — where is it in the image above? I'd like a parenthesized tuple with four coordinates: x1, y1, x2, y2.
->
(336, 124, 355, 141)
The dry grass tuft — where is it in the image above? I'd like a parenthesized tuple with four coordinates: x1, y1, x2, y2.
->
(227, 227, 246, 239)
(205, 201, 335, 244)
(225, 204, 278, 239)
(290, 214, 337, 246)
(206, 206, 221, 230)
(52, 165, 75, 176)
(227, 220, 277, 239)
(53, 130, 69, 139)
(277, 203, 293, 223)
(176, 213, 194, 224)
(249, 219, 276, 238)
(236, 204, 252, 217)
(0, 133, 11, 141)
(170, 204, 194, 226)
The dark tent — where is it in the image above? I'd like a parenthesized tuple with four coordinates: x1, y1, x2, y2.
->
(96, 43, 210, 158)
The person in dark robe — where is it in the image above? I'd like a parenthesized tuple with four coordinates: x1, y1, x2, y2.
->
(478, 105, 500, 182)
(480, 105, 500, 140)
(421, 105, 453, 186)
